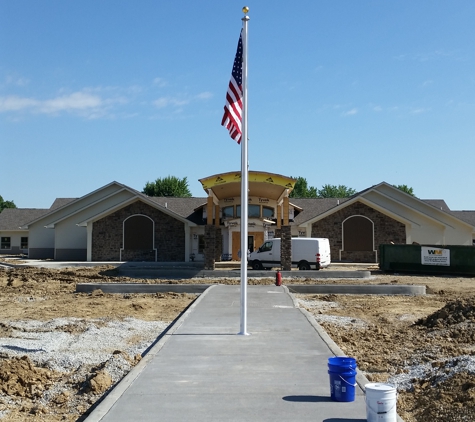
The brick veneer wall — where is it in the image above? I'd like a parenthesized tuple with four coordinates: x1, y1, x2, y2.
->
(92, 201, 185, 261)
(311, 201, 406, 262)
(280, 225, 292, 270)
(204, 225, 216, 270)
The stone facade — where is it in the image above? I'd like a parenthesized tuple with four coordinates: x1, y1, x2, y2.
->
(280, 225, 292, 270)
(204, 225, 217, 270)
(311, 201, 406, 262)
(92, 201, 185, 261)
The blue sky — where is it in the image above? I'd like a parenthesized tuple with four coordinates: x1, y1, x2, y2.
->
(2, 1, 474, 210)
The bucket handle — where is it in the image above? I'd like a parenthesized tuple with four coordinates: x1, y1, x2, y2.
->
(339, 375, 357, 387)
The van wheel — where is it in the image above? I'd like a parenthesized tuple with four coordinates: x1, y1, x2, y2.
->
(252, 260, 263, 270)
(298, 261, 310, 271)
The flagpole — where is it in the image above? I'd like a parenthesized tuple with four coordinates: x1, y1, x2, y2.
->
(239, 6, 250, 336)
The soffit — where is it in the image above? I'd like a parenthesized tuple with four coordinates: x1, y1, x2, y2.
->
(199, 171, 295, 201)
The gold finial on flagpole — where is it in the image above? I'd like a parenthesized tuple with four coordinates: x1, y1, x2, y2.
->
(242, 6, 249, 14)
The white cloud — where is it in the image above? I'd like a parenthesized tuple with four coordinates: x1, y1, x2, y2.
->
(410, 107, 430, 115)
(153, 96, 190, 109)
(0, 96, 38, 112)
(195, 91, 213, 100)
(153, 92, 212, 109)
(39, 92, 103, 113)
(0, 90, 125, 118)
(343, 108, 358, 116)
(373, 105, 382, 112)
(153, 77, 167, 87)
(5, 75, 30, 86)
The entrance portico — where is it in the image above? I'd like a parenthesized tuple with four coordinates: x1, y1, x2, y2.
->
(198, 171, 296, 263)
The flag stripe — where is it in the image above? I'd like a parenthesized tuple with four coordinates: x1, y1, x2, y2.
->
(221, 31, 243, 144)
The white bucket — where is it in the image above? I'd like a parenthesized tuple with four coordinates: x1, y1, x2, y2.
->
(365, 383, 397, 422)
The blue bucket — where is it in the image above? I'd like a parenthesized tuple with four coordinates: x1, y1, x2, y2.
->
(328, 357, 357, 402)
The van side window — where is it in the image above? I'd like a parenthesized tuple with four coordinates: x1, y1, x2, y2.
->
(259, 241, 273, 252)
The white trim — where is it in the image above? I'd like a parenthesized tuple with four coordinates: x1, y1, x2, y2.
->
(119, 214, 157, 262)
(339, 215, 377, 262)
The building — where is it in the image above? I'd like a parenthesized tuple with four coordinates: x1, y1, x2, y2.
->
(1, 171, 474, 263)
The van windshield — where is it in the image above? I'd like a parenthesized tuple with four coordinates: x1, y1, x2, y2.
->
(259, 241, 273, 252)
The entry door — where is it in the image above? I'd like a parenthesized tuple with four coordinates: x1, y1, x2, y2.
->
(232, 231, 264, 260)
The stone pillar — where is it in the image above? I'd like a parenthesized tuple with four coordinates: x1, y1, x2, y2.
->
(204, 225, 216, 270)
(280, 225, 292, 271)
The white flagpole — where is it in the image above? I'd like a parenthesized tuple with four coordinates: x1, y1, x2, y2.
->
(239, 6, 250, 336)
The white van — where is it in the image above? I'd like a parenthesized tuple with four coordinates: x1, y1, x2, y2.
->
(248, 237, 331, 270)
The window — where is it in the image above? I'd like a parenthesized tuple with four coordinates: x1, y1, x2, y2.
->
(236, 205, 261, 218)
(21, 237, 28, 249)
(249, 205, 260, 217)
(198, 235, 205, 254)
(259, 241, 273, 252)
(1, 237, 11, 249)
(263, 206, 274, 218)
(222, 206, 234, 219)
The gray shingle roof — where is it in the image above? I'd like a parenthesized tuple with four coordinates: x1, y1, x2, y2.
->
(147, 197, 207, 225)
(49, 198, 77, 210)
(290, 198, 348, 225)
(0, 208, 50, 231)
(450, 211, 475, 227)
(422, 199, 451, 212)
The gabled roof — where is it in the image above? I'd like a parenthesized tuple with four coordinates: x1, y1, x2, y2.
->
(148, 197, 207, 225)
(298, 182, 475, 229)
(0, 208, 50, 231)
(289, 198, 348, 225)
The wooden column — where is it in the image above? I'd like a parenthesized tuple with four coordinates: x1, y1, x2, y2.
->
(283, 197, 289, 226)
(215, 204, 220, 227)
(207, 197, 213, 225)
(276, 205, 282, 229)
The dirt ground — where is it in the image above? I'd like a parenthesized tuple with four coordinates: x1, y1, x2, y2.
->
(0, 261, 474, 421)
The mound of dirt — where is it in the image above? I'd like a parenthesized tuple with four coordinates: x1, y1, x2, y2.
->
(415, 298, 475, 328)
(0, 356, 59, 399)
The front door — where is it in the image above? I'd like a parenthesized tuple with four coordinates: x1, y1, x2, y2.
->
(232, 231, 264, 260)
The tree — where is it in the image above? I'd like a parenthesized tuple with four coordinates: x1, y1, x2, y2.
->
(317, 184, 357, 198)
(393, 184, 415, 197)
(143, 176, 192, 197)
(0, 195, 16, 213)
(289, 177, 318, 198)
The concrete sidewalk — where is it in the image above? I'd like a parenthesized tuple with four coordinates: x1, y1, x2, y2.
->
(84, 285, 373, 422)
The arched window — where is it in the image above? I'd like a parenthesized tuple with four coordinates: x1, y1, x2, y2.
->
(342, 216, 373, 251)
(124, 215, 154, 250)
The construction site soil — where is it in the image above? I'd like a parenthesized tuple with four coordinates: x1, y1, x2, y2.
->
(0, 261, 474, 421)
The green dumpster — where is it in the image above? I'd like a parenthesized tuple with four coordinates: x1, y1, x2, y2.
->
(379, 244, 475, 276)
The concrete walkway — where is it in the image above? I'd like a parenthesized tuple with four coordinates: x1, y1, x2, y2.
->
(84, 284, 391, 422)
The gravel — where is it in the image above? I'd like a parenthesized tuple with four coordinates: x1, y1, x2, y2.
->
(1, 317, 169, 373)
(388, 355, 475, 392)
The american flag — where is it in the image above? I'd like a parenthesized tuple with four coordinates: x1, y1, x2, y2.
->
(221, 31, 243, 144)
